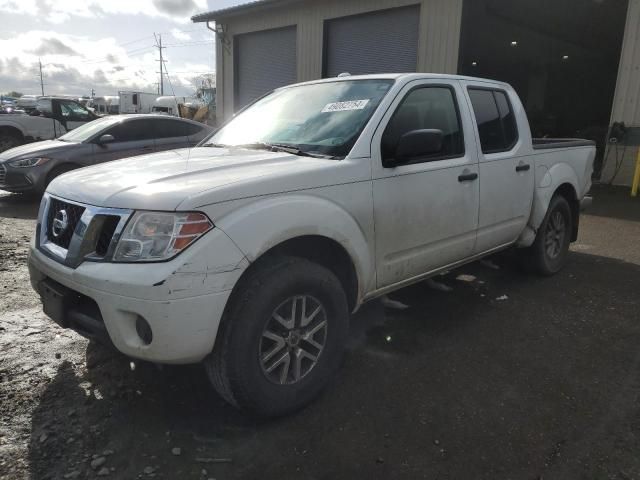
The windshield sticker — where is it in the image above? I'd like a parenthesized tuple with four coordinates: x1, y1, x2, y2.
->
(322, 99, 370, 113)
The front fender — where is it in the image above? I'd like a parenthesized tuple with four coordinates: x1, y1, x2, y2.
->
(212, 194, 375, 298)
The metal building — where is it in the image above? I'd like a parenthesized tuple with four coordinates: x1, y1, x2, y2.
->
(193, 0, 640, 186)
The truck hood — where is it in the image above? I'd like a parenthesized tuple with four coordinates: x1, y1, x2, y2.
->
(0, 139, 77, 162)
(47, 147, 367, 211)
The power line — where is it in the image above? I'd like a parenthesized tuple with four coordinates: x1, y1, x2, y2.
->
(117, 35, 156, 48)
(162, 41, 214, 47)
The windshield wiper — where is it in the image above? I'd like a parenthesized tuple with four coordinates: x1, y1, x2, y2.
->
(236, 142, 335, 159)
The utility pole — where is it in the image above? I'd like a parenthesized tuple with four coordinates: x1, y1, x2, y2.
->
(38, 58, 45, 96)
(154, 33, 165, 95)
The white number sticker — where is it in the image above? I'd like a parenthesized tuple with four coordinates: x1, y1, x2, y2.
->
(322, 99, 370, 113)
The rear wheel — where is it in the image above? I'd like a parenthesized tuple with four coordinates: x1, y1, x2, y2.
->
(521, 195, 573, 275)
(0, 131, 22, 152)
(205, 256, 349, 417)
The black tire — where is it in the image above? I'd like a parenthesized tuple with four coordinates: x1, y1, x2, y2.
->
(0, 131, 22, 152)
(520, 195, 573, 276)
(205, 256, 349, 417)
(44, 164, 78, 191)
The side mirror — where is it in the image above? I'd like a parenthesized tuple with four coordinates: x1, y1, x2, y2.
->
(97, 134, 115, 146)
(386, 129, 444, 167)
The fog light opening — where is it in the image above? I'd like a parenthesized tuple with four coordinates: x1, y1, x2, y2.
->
(135, 316, 153, 345)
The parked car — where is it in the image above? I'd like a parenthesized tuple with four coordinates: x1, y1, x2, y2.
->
(0, 114, 212, 193)
(29, 74, 594, 417)
(0, 97, 99, 152)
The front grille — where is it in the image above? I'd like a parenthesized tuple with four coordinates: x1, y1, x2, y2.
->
(95, 216, 121, 257)
(39, 195, 131, 268)
(0, 164, 6, 185)
(46, 198, 86, 249)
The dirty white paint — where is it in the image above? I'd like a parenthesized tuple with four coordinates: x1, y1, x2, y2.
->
(31, 74, 594, 366)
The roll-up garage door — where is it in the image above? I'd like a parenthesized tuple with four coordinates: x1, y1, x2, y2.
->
(234, 26, 297, 110)
(324, 5, 420, 78)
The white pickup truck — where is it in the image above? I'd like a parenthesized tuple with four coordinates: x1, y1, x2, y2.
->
(0, 97, 98, 152)
(28, 74, 594, 417)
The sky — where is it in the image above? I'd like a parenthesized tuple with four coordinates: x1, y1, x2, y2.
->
(0, 0, 247, 97)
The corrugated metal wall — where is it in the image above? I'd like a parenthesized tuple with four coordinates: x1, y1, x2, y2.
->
(323, 6, 421, 77)
(602, 0, 640, 185)
(214, 0, 463, 120)
(611, 0, 640, 126)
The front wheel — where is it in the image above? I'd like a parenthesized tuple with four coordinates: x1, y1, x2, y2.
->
(520, 195, 573, 275)
(205, 256, 349, 417)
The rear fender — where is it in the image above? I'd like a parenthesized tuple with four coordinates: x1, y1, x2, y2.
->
(527, 162, 579, 237)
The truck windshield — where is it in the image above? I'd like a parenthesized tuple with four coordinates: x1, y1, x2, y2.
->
(205, 79, 395, 158)
(58, 117, 122, 143)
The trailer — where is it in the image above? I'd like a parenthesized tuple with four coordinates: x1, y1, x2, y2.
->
(118, 91, 159, 114)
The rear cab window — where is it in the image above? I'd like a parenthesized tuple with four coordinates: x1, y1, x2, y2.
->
(468, 88, 518, 154)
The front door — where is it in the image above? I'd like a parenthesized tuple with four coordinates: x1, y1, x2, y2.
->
(57, 100, 94, 131)
(372, 80, 480, 288)
(90, 118, 156, 164)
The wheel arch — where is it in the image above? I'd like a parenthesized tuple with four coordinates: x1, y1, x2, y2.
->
(529, 162, 581, 242)
(0, 125, 25, 138)
(212, 194, 375, 312)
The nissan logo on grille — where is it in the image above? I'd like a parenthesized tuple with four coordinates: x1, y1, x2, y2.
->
(52, 209, 69, 238)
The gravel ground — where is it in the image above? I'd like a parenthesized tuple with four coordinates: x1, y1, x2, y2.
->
(1, 185, 639, 480)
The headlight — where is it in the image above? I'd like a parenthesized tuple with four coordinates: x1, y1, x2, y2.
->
(8, 157, 51, 168)
(113, 211, 213, 262)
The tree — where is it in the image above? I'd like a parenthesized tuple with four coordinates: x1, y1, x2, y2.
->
(189, 74, 215, 94)
(3, 91, 23, 98)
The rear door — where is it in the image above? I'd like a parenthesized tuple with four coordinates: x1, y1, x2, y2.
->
(462, 84, 535, 253)
(90, 118, 156, 164)
(372, 80, 480, 288)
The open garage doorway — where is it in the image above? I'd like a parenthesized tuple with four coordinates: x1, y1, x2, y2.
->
(458, 0, 628, 173)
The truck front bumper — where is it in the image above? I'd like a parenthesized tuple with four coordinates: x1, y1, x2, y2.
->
(28, 230, 248, 364)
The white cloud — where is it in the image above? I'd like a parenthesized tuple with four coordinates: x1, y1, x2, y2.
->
(0, 0, 208, 24)
(170, 28, 192, 42)
(0, 31, 160, 95)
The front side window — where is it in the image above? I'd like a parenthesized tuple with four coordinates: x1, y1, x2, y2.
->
(107, 120, 155, 142)
(468, 88, 518, 153)
(381, 86, 464, 162)
(207, 79, 395, 158)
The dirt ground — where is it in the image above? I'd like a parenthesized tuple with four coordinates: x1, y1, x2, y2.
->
(1, 185, 639, 480)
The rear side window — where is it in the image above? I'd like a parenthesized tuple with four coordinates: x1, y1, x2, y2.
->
(468, 88, 518, 153)
(153, 119, 203, 139)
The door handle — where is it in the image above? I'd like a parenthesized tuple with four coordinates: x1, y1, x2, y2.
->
(516, 163, 531, 172)
(458, 172, 478, 182)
